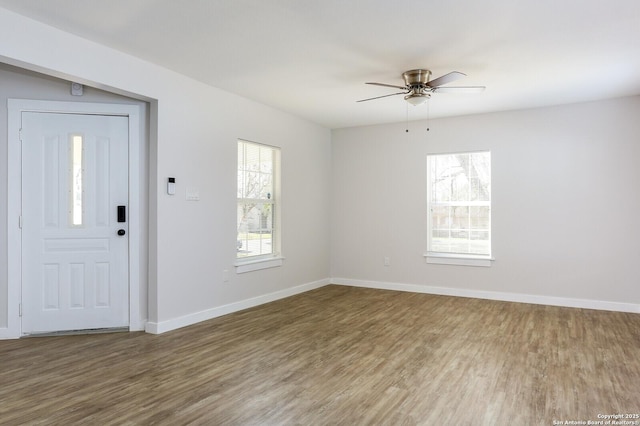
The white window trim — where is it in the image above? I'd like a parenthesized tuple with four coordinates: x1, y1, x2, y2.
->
(424, 252, 494, 267)
(426, 151, 492, 266)
(236, 140, 282, 271)
(235, 255, 285, 273)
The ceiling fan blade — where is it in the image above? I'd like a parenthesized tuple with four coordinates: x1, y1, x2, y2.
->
(427, 71, 466, 88)
(365, 82, 408, 90)
(432, 86, 486, 93)
(356, 92, 408, 102)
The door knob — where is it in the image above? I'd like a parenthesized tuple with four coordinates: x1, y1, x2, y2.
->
(117, 229, 126, 236)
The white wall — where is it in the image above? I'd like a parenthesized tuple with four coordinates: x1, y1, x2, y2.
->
(331, 96, 640, 311)
(0, 8, 331, 334)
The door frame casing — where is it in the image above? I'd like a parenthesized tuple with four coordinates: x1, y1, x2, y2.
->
(5, 99, 142, 338)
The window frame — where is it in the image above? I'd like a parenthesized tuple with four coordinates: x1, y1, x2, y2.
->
(235, 139, 283, 273)
(425, 150, 493, 267)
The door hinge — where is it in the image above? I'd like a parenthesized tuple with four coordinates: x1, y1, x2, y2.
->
(19, 128, 23, 141)
(18, 215, 23, 229)
(19, 303, 22, 317)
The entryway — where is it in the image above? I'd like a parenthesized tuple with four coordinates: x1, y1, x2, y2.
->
(6, 100, 142, 337)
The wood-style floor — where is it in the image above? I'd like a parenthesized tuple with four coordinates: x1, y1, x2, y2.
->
(1, 285, 639, 425)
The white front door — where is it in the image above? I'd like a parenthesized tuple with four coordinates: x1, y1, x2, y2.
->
(21, 112, 129, 334)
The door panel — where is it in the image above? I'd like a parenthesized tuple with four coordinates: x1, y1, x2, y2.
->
(21, 112, 129, 334)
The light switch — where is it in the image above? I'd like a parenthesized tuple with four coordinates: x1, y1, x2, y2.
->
(186, 187, 200, 201)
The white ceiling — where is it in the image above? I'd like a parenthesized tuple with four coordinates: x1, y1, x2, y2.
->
(1, 0, 639, 129)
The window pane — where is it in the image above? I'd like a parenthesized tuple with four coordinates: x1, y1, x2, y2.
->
(237, 170, 245, 198)
(260, 146, 273, 173)
(431, 205, 452, 235)
(259, 173, 273, 200)
(470, 206, 490, 230)
(244, 171, 260, 198)
(237, 202, 274, 258)
(244, 143, 260, 172)
(70, 135, 83, 226)
(470, 153, 491, 201)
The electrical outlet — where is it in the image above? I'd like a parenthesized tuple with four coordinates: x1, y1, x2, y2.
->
(384, 257, 391, 266)
(223, 269, 229, 283)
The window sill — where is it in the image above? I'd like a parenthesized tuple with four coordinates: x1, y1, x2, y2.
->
(235, 256, 284, 274)
(424, 252, 494, 267)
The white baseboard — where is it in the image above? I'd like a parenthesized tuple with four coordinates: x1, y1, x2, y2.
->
(0, 327, 18, 340)
(331, 278, 640, 314)
(145, 278, 330, 334)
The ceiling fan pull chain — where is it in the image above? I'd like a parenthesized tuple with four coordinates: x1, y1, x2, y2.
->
(405, 102, 409, 133)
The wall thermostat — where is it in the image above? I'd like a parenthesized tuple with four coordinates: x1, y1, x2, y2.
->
(167, 177, 176, 195)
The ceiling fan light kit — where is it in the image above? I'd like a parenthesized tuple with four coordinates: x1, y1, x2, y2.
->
(404, 93, 430, 106)
(358, 68, 485, 105)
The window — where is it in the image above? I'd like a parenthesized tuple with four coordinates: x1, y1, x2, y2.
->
(70, 134, 84, 226)
(236, 140, 282, 271)
(426, 151, 492, 266)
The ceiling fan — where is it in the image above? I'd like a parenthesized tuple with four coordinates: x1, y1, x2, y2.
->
(357, 69, 485, 105)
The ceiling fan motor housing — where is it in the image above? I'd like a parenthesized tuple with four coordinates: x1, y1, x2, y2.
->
(402, 69, 431, 87)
